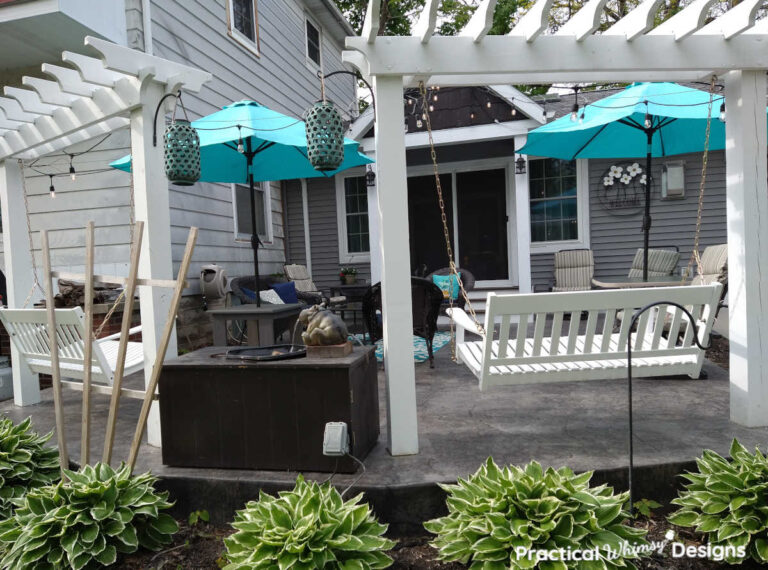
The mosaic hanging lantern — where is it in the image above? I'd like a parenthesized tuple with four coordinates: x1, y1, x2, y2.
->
(305, 101, 344, 171)
(164, 119, 200, 186)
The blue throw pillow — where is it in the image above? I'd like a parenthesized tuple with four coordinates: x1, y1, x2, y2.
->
(240, 287, 258, 301)
(432, 273, 460, 300)
(271, 281, 299, 304)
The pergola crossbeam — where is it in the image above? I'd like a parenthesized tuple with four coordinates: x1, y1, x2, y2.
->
(414, 0, 440, 43)
(4, 87, 57, 116)
(555, 0, 612, 40)
(61, 51, 124, 87)
(694, 0, 763, 39)
(459, 0, 498, 42)
(603, 0, 666, 40)
(42, 64, 96, 97)
(22, 78, 79, 107)
(361, 0, 380, 43)
(648, 0, 718, 39)
(508, 0, 556, 41)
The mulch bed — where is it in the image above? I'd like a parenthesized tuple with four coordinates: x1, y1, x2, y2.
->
(706, 334, 729, 370)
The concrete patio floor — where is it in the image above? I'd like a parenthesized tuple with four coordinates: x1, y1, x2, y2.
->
(0, 346, 764, 532)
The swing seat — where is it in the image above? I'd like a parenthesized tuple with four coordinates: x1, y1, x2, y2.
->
(447, 284, 722, 390)
(0, 307, 143, 387)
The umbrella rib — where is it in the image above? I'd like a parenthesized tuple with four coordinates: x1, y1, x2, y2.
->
(291, 146, 333, 177)
(572, 124, 609, 159)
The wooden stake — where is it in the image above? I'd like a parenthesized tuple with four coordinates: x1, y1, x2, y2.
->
(80, 222, 94, 466)
(41, 230, 69, 475)
(127, 227, 197, 471)
(102, 221, 144, 465)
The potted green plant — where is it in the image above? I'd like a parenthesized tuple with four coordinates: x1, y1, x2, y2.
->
(340, 266, 358, 285)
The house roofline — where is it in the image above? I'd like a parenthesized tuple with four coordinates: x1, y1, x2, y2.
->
(347, 85, 545, 141)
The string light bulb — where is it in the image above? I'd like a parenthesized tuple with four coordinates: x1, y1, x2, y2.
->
(237, 126, 245, 153)
(570, 103, 579, 122)
(486, 100, 492, 109)
(719, 102, 726, 123)
(49, 175, 55, 199)
(69, 155, 76, 181)
(644, 112, 652, 129)
(416, 119, 423, 128)
(429, 104, 434, 112)
(511, 107, 517, 117)
(470, 111, 476, 120)
(579, 108, 585, 124)
(433, 94, 438, 102)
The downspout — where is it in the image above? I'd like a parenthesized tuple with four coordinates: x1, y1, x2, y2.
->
(300, 179, 313, 277)
(141, 0, 153, 55)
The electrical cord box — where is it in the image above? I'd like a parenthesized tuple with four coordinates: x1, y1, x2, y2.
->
(323, 422, 349, 456)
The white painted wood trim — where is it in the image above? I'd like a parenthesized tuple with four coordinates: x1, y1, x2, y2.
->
(225, 0, 261, 57)
(366, 163, 382, 284)
(459, 0, 498, 42)
(514, 136, 532, 293)
(304, 12, 324, 73)
(528, 158, 590, 254)
(360, 120, 539, 153)
(300, 179, 313, 276)
(335, 167, 371, 264)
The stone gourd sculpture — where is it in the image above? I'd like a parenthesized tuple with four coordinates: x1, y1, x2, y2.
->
(299, 305, 349, 346)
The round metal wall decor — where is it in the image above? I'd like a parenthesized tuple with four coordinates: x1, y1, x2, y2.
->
(164, 120, 200, 186)
(305, 101, 344, 171)
(597, 162, 647, 216)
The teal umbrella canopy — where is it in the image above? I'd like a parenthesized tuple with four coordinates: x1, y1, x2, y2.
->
(518, 82, 731, 159)
(110, 100, 373, 181)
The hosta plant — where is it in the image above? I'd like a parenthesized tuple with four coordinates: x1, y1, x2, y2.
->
(0, 462, 177, 569)
(224, 475, 394, 569)
(424, 458, 648, 569)
(0, 416, 59, 518)
(669, 439, 768, 564)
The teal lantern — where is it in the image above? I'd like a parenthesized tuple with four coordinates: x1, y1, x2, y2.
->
(305, 101, 344, 171)
(164, 119, 200, 186)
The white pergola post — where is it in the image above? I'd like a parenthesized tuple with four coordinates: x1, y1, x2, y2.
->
(514, 135, 532, 293)
(130, 81, 178, 446)
(366, 162, 383, 284)
(373, 75, 419, 455)
(724, 70, 768, 426)
(0, 160, 40, 405)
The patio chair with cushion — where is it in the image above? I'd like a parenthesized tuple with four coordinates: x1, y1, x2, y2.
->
(426, 267, 476, 310)
(283, 264, 345, 307)
(534, 248, 595, 293)
(627, 247, 680, 278)
(362, 277, 444, 368)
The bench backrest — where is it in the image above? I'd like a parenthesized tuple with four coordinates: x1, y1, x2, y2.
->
(480, 284, 722, 382)
(0, 307, 113, 384)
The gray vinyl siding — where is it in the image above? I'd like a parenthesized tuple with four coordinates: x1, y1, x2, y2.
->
(0, 130, 134, 277)
(530, 151, 728, 288)
(144, 0, 355, 289)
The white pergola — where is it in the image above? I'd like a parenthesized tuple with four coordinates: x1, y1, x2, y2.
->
(343, 0, 768, 455)
(0, 37, 211, 444)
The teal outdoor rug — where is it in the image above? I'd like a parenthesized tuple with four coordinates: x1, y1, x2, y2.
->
(350, 331, 452, 363)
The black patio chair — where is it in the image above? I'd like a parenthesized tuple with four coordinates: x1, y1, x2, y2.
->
(426, 267, 476, 310)
(362, 277, 444, 368)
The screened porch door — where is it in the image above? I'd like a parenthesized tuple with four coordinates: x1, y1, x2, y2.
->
(407, 166, 513, 286)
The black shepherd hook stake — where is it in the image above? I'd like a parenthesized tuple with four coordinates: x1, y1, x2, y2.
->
(317, 70, 376, 118)
(626, 301, 711, 515)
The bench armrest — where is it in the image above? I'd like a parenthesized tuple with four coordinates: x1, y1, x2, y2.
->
(100, 325, 142, 342)
(446, 307, 483, 336)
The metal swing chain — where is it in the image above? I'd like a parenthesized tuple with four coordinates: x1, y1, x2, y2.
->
(683, 75, 715, 281)
(18, 160, 44, 307)
(419, 83, 485, 361)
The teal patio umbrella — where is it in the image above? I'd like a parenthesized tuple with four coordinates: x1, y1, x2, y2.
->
(518, 82, 734, 280)
(112, 100, 373, 304)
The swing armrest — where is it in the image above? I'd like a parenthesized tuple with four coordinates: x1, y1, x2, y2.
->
(446, 308, 480, 337)
(100, 326, 143, 342)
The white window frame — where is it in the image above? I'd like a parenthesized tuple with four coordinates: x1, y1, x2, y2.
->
(226, 0, 260, 57)
(232, 181, 272, 244)
(336, 170, 370, 264)
(304, 14, 323, 71)
(528, 158, 591, 254)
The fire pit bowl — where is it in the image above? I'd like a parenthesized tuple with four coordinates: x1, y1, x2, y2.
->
(222, 344, 306, 361)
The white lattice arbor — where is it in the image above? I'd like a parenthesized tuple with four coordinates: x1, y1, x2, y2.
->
(0, 37, 211, 445)
(343, 0, 768, 455)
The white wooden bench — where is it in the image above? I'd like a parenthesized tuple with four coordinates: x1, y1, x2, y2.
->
(447, 284, 722, 390)
(0, 307, 146, 399)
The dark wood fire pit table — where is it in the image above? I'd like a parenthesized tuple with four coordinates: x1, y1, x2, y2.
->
(158, 345, 379, 473)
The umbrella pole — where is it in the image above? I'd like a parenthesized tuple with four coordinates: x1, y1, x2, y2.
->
(246, 142, 262, 307)
(643, 130, 653, 282)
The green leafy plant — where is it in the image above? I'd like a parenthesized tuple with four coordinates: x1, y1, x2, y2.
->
(188, 509, 210, 527)
(0, 462, 177, 569)
(424, 458, 648, 569)
(0, 417, 59, 519)
(668, 439, 768, 564)
(224, 475, 394, 569)
(634, 498, 662, 518)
